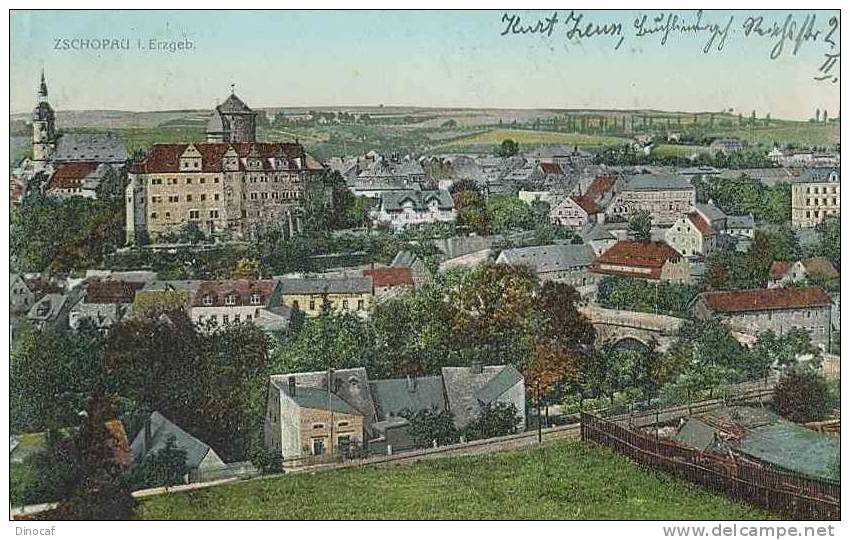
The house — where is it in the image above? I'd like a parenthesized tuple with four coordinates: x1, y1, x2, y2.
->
(363, 266, 415, 297)
(496, 243, 597, 291)
(665, 212, 717, 257)
(441, 364, 526, 431)
(391, 250, 430, 287)
(725, 213, 755, 239)
(278, 275, 373, 317)
(590, 240, 692, 284)
(550, 174, 617, 229)
(46, 162, 112, 198)
(690, 287, 833, 348)
(265, 368, 376, 461)
(371, 189, 456, 231)
(130, 411, 224, 477)
(791, 167, 840, 228)
(768, 257, 839, 288)
(369, 375, 447, 453)
(579, 222, 618, 256)
(69, 279, 145, 330)
(709, 138, 744, 154)
(10, 273, 36, 315)
(265, 364, 527, 461)
(26, 293, 70, 330)
(191, 279, 289, 331)
(606, 173, 696, 226)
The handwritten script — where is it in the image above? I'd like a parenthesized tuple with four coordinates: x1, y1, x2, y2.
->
(499, 10, 839, 83)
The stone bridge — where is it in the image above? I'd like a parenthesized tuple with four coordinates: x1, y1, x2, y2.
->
(579, 305, 683, 352)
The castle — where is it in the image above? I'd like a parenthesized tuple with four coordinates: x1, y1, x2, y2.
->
(125, 91, 325, 243)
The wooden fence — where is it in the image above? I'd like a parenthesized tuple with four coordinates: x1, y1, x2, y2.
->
(580, 412, 840, 520)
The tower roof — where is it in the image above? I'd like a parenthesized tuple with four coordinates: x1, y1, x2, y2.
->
(39, 71, 48, 98)
(218, 92, 253, 114)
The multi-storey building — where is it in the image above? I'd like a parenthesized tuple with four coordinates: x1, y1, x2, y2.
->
(125, 93, 324, 242)
(791, 167, 840, 228)
(126, 142, 324, 242)
(606, 174, 696, 226)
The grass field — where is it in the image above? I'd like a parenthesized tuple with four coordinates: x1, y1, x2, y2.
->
(137, 441, 772, 520)
(435, 128, 631, 152)
(653, 144, 712, 157)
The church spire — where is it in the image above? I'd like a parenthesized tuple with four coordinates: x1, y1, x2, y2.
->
(38, 70, 48, 101)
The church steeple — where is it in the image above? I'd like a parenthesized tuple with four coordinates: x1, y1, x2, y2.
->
(38, 70, 48, 101)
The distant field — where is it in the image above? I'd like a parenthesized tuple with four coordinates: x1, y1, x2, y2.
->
(718, 123, 839, 147)
(436, 128, 631, 151)
(653, 144, 711, 157)
(66, 127, 205, 154)
(137, 440, 771, 520)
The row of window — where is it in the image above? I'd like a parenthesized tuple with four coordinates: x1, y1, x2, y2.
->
(804, 209, 838, 219)
(201, 293, 263, 306)
(152, 193, 221, 204)
(150, 177, 220, 185)
(197, 313, 254, 325)
(311, 421, 350, 430)
(804, 185, 838, 195)
(151, 209, 219, 220)
(292, 298, 366, 312)
(806, 198, 838, 207)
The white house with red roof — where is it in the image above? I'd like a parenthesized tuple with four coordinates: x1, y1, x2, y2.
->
(191, 279, 291, 332)
(665, 211, 717, 257)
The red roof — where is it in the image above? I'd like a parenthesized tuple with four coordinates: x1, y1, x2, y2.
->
(193, 279, 277, 308)
(48, 162, 99, 190)
(769, 261, 792, 280)
(699, 287, 831, 314)
(687, 212, 715, 236)
(363, 267, 414, 288)
(131, 142, 314, 174)
(571, 195, 600, 214)
(86, 280, 145, 304)
(539, 162, 564, 175)
(583, 174, 617, 200)
(591, 241, 681, 280)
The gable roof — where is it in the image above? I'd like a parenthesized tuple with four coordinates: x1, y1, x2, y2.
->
(592, 241, 681, 279)
(498, 243, 595, 273)
(697, 287, 832, 314)
(571, 194, 599, 214)
(624, 173, 694, 192)
(192, 279, 277, 308)
(539, 162, 565, 175)
(130, 142, 315, 174)
(85, 280, 145, 304)
(694, 201, 727, 224)
(27, 293, 68, 322)
(473, 365, 524, 405)
(441, 365, 524, 429)
(379, 189, 454, 212)
(795, 167, 840, 184)
(687, 212, 715, 236)
(271, 367, 378, 426)
(47, 162, 101, 190)
(53, 132, 128, 164)
(362, 267, 414, 288)
(369, 376, 446, 419)
(278, 275, 373, 295)
(279, 384, 361, 415)
(130, 412, 217, 469)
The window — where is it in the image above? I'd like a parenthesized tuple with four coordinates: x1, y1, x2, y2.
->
(246, 314, 253, 321)
(189, 210, 200, 220)
(203, 294, 214, 306)
(342, 299, 349, 309)
(214, 177, 220, 183)
(312, 423, 325, 430)
(200, 194, 207, 201)
(187, 178, 192, 185)
(225, 293, 237, 306)
(186, 194, 193, 202)
(337, 421, 349, 427)
(222, 315, 230, 325)
(337, 435, 351, 454)
(309, 299, 316, 311)
(210, 210, 219, 219)
(250, 293, 261, 305)
(151, 212, 158, 219)
(234, 314, 240, 323)
(214, 193, 220, 201)
(357, 299, 364, 310)
(312, 438, 325, 456)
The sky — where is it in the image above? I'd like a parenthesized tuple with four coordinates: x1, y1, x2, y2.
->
(9, 9, 841, 120)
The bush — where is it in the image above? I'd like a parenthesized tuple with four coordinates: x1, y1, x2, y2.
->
(401, 408, 459, 448)
(462, 402, 521, 441)
(128, 435, 188, 490)
(771, 369, 834, 423)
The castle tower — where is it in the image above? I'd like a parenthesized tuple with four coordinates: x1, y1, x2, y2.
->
(32, 71, 56, 164)
(205, 85, 256, 143)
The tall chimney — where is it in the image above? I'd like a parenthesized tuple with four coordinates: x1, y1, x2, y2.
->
(288, 376, 296, 396)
